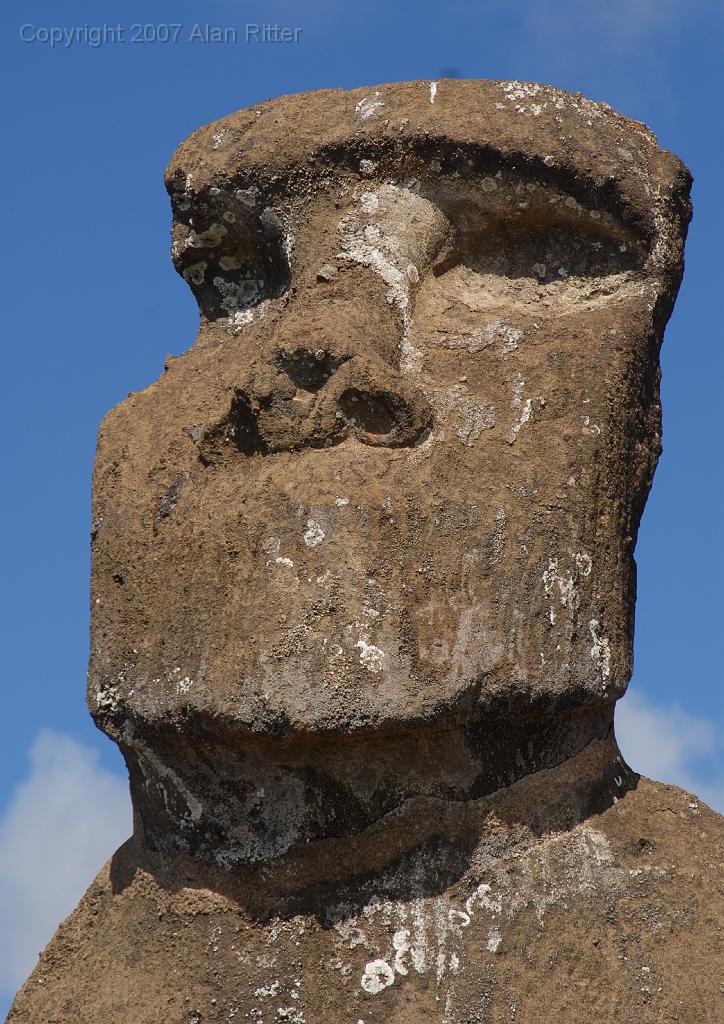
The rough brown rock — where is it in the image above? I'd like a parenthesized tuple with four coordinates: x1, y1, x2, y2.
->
(10, 80, 722, 1023)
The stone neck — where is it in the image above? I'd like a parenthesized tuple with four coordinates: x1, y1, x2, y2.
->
(120, 701, 623, 906)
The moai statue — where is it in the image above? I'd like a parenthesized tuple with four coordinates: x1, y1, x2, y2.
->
(10, 81, 722, 1024)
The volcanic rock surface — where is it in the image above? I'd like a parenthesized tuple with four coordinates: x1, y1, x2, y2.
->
(9, 80, 722, 1024)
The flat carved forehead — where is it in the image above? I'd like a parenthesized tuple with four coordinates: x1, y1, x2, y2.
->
(165, 79, 691, 265)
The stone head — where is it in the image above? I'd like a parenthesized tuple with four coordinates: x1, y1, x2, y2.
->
(88, 82, 690, 862)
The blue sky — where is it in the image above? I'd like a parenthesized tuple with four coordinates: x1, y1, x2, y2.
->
(1, 0, 722, 1012)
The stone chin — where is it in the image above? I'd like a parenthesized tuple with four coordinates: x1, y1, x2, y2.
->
(89, 428, 631, 739)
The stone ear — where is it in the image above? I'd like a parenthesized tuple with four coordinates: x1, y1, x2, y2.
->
(168, 184, 291, 322)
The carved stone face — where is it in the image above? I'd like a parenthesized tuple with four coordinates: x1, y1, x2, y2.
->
(90, 82, 690, 747)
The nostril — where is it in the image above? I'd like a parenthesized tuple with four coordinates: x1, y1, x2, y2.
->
(338, 386, 431, 447)
(198, 391, 267, 463)
(339, 389, 397, 438)
(228, 393, 267, 454)
(275, 347, 346, 393)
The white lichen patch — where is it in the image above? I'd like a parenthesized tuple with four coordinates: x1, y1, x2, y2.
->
(263, 536, 281, 557)
(542, 552, 592, 628)
(433, 327, 494, 354)
(453, 399, 496, 446)
(497, 322, 523, 354)
(213, 276, 262, 313)
(543, 557, 579, 615)
(282, 230, 295, 262)
(229, 304, 267, 333)
(497, 81, 564, 119)
(431, 385, 496, 447)
(253, 982, 280, 998)
(575, 552, 593, 577)
(187, 223, 227, 248)
(335, 919, 368, 949)
(499, 81, 544, 101)
(182, 262, 207, 285)
(356, 638, 385, 673)
(176, 676, 193, 695)
(589, 619, 611, 682)
(430, 319, 523, 356)
(94, 681, 121, 714)
(276, 1009, 305, 1022)
(355, 92, 385, 120)
(212, 128, 228, 150)
(360, 192, 379, 214)
(582, 414, 602, 436)
(303, 520, 325, 547)
(468, 882, 502, 918)
(359, 158, 377, 178)
(486, 928, 502, 953)
(392, 929, 411, 975)
(508, 376, 534, 444)
(361, 959, 394, 994)
(448, 908, 470, 930)
(234, 186, 259, 207)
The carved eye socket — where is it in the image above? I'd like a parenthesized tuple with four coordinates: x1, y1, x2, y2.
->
(451, 215, 644, 284)
(426, 182, 647, 311)
(171, 189, 291, 322)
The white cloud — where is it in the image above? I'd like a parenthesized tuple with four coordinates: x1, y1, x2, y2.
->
(615, 690, 724, 812)
(0, 730, 131, 992)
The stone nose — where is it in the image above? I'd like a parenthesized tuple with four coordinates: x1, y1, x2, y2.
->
(266, 342, 431, 449)
(198, 348, 432, 463)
